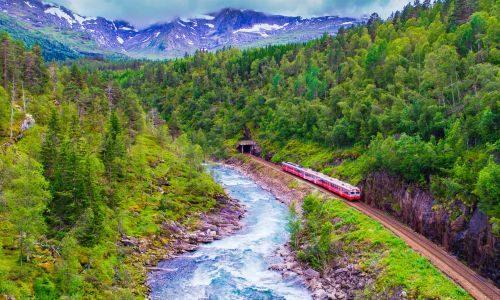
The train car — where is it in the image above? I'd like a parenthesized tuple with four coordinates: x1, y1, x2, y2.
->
(281, 162, 361, 201)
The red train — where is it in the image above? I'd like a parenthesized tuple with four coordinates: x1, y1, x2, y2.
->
(281, 162, 361, 201)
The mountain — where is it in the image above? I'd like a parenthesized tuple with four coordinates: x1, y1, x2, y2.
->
(0, 0, 361, 59)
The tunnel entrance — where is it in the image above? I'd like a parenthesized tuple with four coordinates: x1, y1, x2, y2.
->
(236, 140, 257, 154)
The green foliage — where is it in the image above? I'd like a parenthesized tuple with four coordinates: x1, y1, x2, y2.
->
(294, 194, 470, 299)
(0, 15, 80, 61)
(361, 133, 439, 183)
(106, 0, 499, 225)
(34, 276, 58, 299)
(475, 158, 500, 219)
(287, 201, 302, 249)
(0, 0, 499, 296)
(0, 32, 226, 299)
(2, 149, 49, 264)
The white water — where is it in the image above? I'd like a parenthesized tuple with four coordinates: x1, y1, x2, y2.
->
(148, 164, 311, 300)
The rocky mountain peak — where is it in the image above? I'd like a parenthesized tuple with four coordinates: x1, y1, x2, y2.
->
(0, 0, 361, 59)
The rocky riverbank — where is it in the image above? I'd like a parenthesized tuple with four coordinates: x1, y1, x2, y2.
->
(226, 157, 375, 299)
(271, 243, 376, 300)
(224, 156, 312, 207)
(121, 193, 246, 295)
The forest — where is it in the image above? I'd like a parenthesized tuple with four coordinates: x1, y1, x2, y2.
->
(0, 0, 498, 298)
(113, 0, 499, 231)
(0, 32, 223, 298)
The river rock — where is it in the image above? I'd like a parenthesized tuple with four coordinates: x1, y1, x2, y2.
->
(313, 288, 328, 299)
(286, 261, 299, 270)
(307, 278, 320, 290)
(335, 291, 346, 299)
(304, 268, 320, 279)
(270, 264, 287, 271)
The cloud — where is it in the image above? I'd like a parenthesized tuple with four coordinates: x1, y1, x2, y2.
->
(50, 0, 409, 28)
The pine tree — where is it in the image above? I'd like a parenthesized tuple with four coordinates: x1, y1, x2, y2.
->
(41, 110, 61, 180)
(4, 151, 49, 264)
(101, 112, 125, 205)
(75, 153, 105, 247)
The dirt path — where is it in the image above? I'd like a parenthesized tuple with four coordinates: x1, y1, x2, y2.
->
(247, 154, 500, 300)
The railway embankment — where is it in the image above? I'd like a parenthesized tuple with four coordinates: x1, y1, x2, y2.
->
(226, 156, 471, 299)
(361, 171, 499, 287)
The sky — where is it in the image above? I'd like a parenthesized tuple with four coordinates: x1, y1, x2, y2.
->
(50, 0, 411, 28)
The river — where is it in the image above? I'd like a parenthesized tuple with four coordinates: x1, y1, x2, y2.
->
(148, 164, 311, 300)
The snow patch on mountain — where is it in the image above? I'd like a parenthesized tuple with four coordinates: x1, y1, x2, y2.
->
(116, 36, 124, 44)
(74, 14, 96, 25)
(24, 1, 35, 8)
(199, 14, 215, 20)
(45, 6, 76, 25)
(233, 23, 286, 34)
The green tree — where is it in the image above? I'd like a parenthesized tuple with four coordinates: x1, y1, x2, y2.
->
(287, 200, 302, 249)
(475, 158, 500, 219)
(41, 110, 61, 180)
(101, 112, 125, 183)
(4, 151, 49, 264)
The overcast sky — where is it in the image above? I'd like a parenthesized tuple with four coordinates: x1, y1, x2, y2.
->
(50, 0, 410, 28)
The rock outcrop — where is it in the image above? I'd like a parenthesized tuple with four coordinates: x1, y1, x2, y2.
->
(361, 171, 499, 286)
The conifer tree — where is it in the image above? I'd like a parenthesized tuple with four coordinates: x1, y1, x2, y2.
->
(101, 112, 125, 206)
(41, 110, 61, 180)
(4, 151, 49, 264)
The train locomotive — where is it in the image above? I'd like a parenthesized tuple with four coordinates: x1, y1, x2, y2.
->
(281, 162, 361, 201)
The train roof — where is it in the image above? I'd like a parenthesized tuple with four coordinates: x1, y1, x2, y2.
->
(283, 162, 359, 191)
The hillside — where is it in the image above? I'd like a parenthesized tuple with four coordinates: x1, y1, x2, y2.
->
(111, 0, 500, 283)
(0, 33, 234, 298)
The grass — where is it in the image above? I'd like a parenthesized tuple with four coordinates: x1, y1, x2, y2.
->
(298, 194, 471, 299)
(267, 139, 367, 185)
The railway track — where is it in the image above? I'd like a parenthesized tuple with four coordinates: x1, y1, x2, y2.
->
(246, 154, 500, 300)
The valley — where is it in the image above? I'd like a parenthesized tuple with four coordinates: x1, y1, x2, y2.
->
(0, 0, 498, 299)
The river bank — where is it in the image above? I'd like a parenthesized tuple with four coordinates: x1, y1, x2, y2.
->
(122, 192, 246, 296)
(225, 157, 375, 299)
(147, 164, 312, 299)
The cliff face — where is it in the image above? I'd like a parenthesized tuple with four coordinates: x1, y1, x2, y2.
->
(361, 172, 499, 286)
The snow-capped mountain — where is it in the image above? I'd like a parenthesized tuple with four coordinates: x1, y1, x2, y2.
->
(0, 0, 361, 59)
